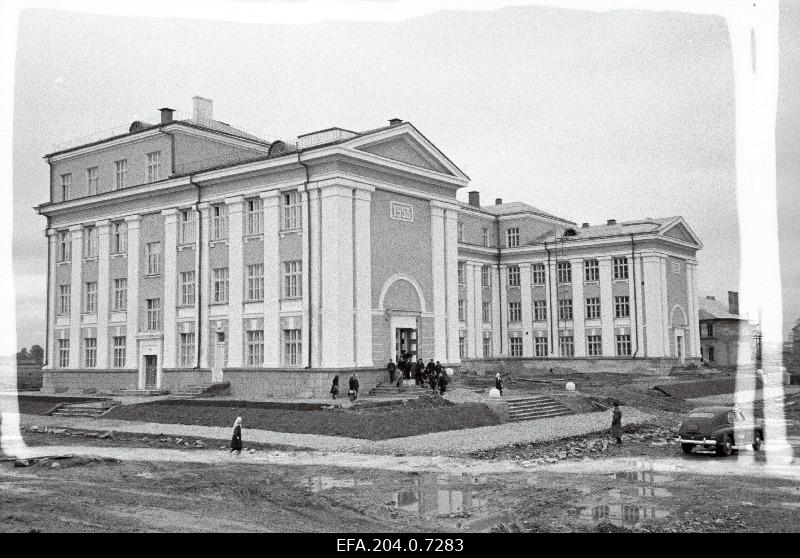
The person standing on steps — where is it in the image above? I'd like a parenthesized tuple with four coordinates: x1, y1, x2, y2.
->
(437, 369, 449, 396)
(611, 402, 623, 444)
(415, 359, 424, 385)
(230, 416, 243, 456)
(387, 359, 396, 385)
(330, 375, 339, 399)
(495, 372, 503, 397)
(348, 373, 360, 402)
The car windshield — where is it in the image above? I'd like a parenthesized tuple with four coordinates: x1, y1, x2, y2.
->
(687, 412, 715, 418)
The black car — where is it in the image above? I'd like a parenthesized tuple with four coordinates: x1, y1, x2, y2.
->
(676, 406, 764, 456)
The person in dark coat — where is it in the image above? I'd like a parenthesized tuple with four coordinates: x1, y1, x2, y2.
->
(430, 369, 439, 392)
(230, 416, 242, 455)
(426, 359, 436, 374)
(387, 360, 396, 384)
(330, 375, 339, 399)
(435, 361, 443, 375)
(415, 359, 424, 385)
(495, 373, 503, 397)
(611, 402, 623, 444)
(437, 370, 449, 396)
(348, 374, 359, 402)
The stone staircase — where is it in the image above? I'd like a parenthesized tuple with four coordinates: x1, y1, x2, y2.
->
(506, 395, 574, 422)
(368, 381, 432, 399)
(170, 383, 229, 398)
(50, 400, 118, 419)
(117, 388, 169, 396)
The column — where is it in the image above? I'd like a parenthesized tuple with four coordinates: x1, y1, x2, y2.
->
(68, 225, 82, 368)
(545, 260, 556, 355)
(305, 185, 322, 368)
(46, 230, 57, 369)
(465, 262, 477, 359)
(641, 254, 666, 357)
(430, 204, 447, 362)
(520, 263, 533, 356)
(96, 220, 111, 369)
(161, 209, 178, 368)
(660, 257, 671, 356)
(598, 257, 615, 357)
(197, 205, 210, 368)
(353, 186, 374, 367)
(499, 264, 509, 356)
(571, 258, 586, 357)
(261, 191, 280, 367)
(125, 216, 141, 370)
(632, 255, 646, 357)
(491, 264, 501, 357)
(686, 262, 700, 358)
(444, 207, 460, 364)
(225, 196, 244, 368)
(319, 183, 354, 367)
(471, 263, 482, 359)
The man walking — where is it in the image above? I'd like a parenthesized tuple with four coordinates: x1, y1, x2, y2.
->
(349, 373, 360, 402)
(387, 359, 396, 385)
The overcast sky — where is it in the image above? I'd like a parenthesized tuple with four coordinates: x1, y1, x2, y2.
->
(11, 2, 800, 349)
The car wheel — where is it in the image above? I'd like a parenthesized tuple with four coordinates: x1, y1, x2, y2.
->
(716, 435, 734, 457)
(681, 443, 694, 455)
(752, 432, 762, 452)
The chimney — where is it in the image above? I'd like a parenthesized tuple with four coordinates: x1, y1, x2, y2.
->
(193, 96, 213, 125)
(389, 118, 403, 127)
(581, 222, 590, 228)
(607, 219, 617, 225)
(728, 291, 739, 315)
(468, 191, 481, 208)
(159, 107, 175, 125)
(495, 198, 503, 205)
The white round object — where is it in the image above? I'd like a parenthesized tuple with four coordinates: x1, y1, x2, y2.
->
(565, 382, 576, 391)
(445, 367, 454, 377)
(488, 388, 501, 399)
(756, 369, 764, 375)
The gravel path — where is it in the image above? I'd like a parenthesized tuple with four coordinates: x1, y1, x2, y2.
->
(13, 406, 655, 456)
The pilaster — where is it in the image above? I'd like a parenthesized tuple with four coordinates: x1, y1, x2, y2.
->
(465, 262, 477, 359)
(571, 258, 586, 357)
(353, 186, 374, 367)
(124, 215, 141, 369)
(261, 191, 280, 367)
(225, 196, 244, 367)
(520, 263, 533, 357)
(197, 205, 210, 368)
(430, 205, 447, 362)
(68, 225, 82, 368)
(46, 230, 57, 369)
(598, 257, 615, 357)
(96, 220, 111, 368)
(161, 209, 178, 368)
(444, 207, 461, 364)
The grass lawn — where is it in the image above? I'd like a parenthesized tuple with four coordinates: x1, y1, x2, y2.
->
(103, 398, 501, 440)
(2, 395, 105, 416)
(653, 378, 764, 399)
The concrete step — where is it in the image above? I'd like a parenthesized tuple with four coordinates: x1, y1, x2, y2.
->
(505, 395, 574, 422)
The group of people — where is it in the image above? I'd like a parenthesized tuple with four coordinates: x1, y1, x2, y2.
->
(387, 354, 449, 396)
(329, 373, 360, 401)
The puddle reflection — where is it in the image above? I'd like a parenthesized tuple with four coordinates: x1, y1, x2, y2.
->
(300, 475, 374, 493)
(613, 471, 673, 483)
(570, 504, 670, 525)
(393, 473, 490, 519)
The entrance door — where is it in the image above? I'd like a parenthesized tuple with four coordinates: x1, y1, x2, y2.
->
(395, 328, 417, 362)
(676, 334, 685, 365)
(212, 331, 227, 383)
(144, 355, 158, 389)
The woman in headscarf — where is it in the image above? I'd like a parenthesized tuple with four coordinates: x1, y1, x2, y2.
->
(330, 375, 340, 399)
(230, 416, 243, 455)
(495, 373, 503, 396)
(611, 402, 623, 444)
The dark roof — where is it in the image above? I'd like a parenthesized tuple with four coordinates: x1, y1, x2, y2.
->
(698, 297, 744, 320)
(480, 201, 574, 224)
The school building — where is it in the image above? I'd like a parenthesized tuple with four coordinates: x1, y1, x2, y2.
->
(36, 97, 703, 398)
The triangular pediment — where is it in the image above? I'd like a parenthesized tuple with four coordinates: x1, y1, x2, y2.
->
(355, 134, 454, 175)
(663, 222, 697, 244)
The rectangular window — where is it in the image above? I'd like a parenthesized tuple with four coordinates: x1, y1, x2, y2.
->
(481, 265, 491, 287)
(57, 231, 71, 262)
(614, 295, 630, 318)
(83, 338, 97, 368)
(84, 281, 97, 313)
(558, 298, 573, 321)
(86, 167, 98, 195)
(584, 259, 599, 282)
(507, 265, 520, 287)
(212, 204, 228, 240)
(458, 261, 466, 285)
(458, 299, 466, 322)
(180, 272, 196, 306)
(483, 336, 492, 358)
(246, 198, 264, 236)
(708, 346, 715, 362)
(282, 191, 300, 230)
(284, 329, 302, 366)
(613, 256, 629, 280)
(246, 264, 264, 301)
(178, 210, 196, 244)
(533, 300, 547, 321)
(146, 299, 161, 331)
(457, 221, 464, 243)
(482, 301, 491, 324)
(83, 226, 98, 258)
(147, 151, 161, 182)
(113, 278, 127, 311)
(146, 242, 161, 275)
(111, 221, 127, 254)
(60, 173, 72, 201)
(557, 261, 572, 284)
(506, 227, 520, 248)
(532, 263, 545, 285)
(58, 285, 71, 315)
(212, 268, 230, 303)
(459, 335, 466, 359)
(586, 297, 601, 319)
(587, 335, 603, 356)
(57, 339, 70, 368)
(481, 227, 489, 247)
(559, 335, 575, 357)
(179, 333, 195, 367)
(510, 337, 522, 357)
(707, 324, 714, 337)
(112, 336, 126, 368)
(246, 330, 265, 366)
(616, 334, 632, 356)
(283, 261, 302, 298)
(534, 337, 548, 357)
(508, 302, 522, 322)
(114, 159, 128, 190)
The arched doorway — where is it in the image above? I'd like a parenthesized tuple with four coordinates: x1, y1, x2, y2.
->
(379, 275, 427, 364)
(671, 306, 688, 365)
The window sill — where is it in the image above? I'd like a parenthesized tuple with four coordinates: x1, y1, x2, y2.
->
(142, 274, 161, 279)
(243, 234, 264, 241)
(83, 257, 98, 263)
(110, 252, 126, 258)
(281, 297, 302, 301)
(209, 239, 229, 247)
(584, 280, 600, 285)
(209, 301, 230, 306)
(177, 243, 195, 251)
(612, 278, 629, 283)
(279, 229, 301, 237)
(56, 261, 71, 266)
(244, 299, 265, 304)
